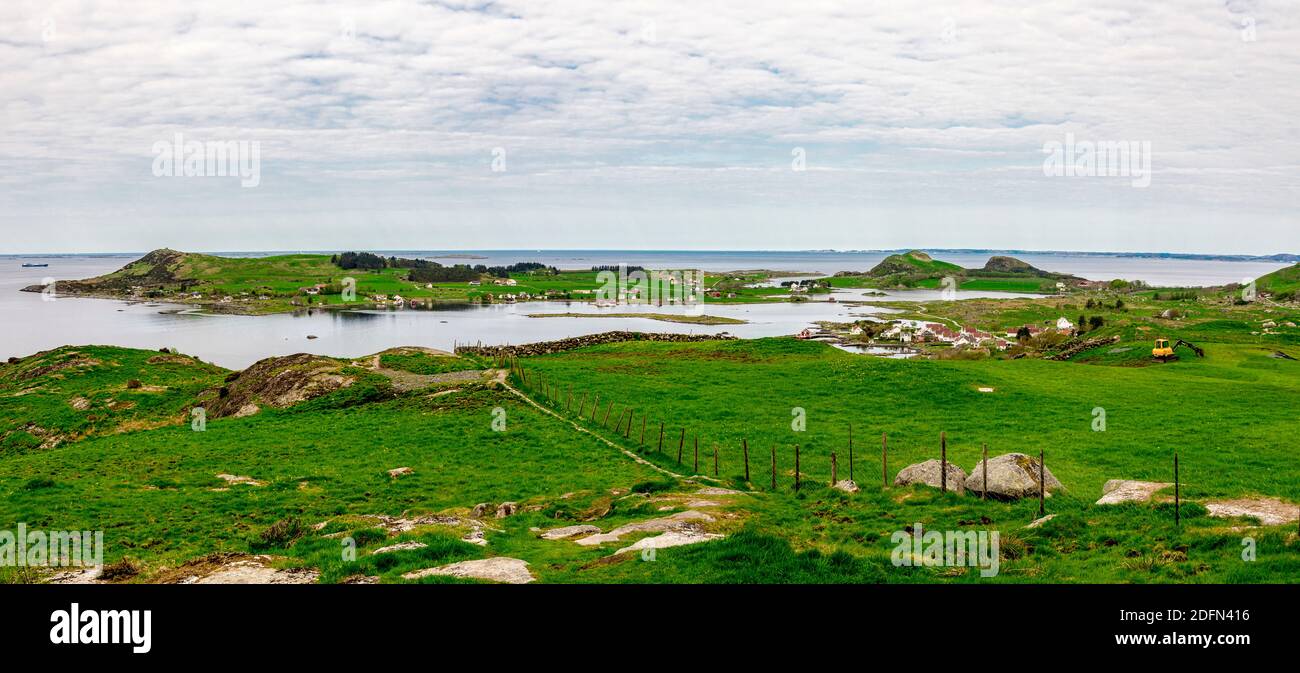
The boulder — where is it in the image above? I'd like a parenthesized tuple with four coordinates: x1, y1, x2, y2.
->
(387, 467, 413, 479)
(894, 459, 967, 494)
(964, 453, 1063, 499)
(1096, 479, 1170, 505)
(833, 479, 861, 493)
(471, 503, 491, 518)
(494, 502, 517, 518)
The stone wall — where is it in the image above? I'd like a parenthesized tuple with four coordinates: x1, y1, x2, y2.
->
(454, 331, 737, 358)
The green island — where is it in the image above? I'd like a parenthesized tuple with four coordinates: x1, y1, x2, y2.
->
(3, 256, 1299, 583)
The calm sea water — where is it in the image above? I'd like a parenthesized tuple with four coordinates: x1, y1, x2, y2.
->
(0, 251, 1289, 369)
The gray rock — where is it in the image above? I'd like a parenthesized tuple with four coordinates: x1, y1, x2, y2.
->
(833, 479, 861, 493)
(1097, 479, 1171, 505)
(494, 502, 517, 518)
(894, 459, 967, 494)
(471, 503, 491, 518)
(964, 453, 1064, 499)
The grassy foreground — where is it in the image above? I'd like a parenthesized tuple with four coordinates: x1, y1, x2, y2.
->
(2, 322, 1298, 583)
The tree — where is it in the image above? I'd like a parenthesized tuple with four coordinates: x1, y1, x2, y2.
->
(1089, 315, 1105, 329)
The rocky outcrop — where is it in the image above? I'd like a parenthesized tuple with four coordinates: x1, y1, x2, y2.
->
(964, 453, 1064, 499)
(21, 248, 194, 296)
(454, 331, 736, 358)
(205, 353, 367, 418)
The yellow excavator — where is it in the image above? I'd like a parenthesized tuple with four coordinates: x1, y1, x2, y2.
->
(1152, 337, 1204, 362)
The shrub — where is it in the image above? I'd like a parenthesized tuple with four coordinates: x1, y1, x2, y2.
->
(254, 517, 306, 549)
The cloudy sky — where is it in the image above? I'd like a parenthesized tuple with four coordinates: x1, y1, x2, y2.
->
(1, 0, 1296, 254)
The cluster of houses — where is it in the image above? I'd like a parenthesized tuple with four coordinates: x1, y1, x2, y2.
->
(863, 316, 1079, 351)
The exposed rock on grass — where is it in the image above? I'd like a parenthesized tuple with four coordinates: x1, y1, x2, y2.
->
(539, 524, 601, 540)
(613, 529, 724, 555)
(1097, 480, 1172, 505)
(833, 479, 860, 493)
(371, 541, 427, 555)
(964, 453, 1063, 499)
(695, 486, 744, 496)
(1206, 497, 1299, 526)
(387, 467, 413, 478)
(215, 473, 265, 487)
(894, 459, 967, 494)
(162, 554, 319, 584)
(401, 557, 534, 584)
(575, 510, 714, 546)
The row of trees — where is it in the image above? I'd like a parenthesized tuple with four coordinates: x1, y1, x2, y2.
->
(331, 252, 557, 282)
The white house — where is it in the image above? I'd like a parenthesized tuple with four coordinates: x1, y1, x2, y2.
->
(1055, 317, 1075, 332)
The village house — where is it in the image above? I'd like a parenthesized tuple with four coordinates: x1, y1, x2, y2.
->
(1055, 317, 1075, 333)
(1005, 324, 1044, 339)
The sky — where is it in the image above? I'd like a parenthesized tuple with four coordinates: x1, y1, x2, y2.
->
(1, 0, 1297, 255)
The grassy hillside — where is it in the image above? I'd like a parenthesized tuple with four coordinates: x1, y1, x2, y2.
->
(0, 346, 227, 452)
(1256, 262, 1300, 298)
(869, 250, 963, 276)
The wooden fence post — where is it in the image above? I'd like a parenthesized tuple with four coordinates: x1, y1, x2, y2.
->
(743, 439, 750, 482)
(577, 392, 587, 417)
(677, 428, 685, 464)
(590, 395, 599, 422)
(640, 416, 646, 447)
(625, 410, 633, 438)
(658, 422, 664, 453)
(602, 401, 614, 427)
(795, 444, 801, 492)
(940, 431, 947, 494)
(831, 451, 838, 486)
(713, 444, 719, 477)
(694, 435, 699, 474)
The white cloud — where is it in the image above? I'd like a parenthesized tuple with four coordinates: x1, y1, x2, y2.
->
(0, 0, 1296, 253)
